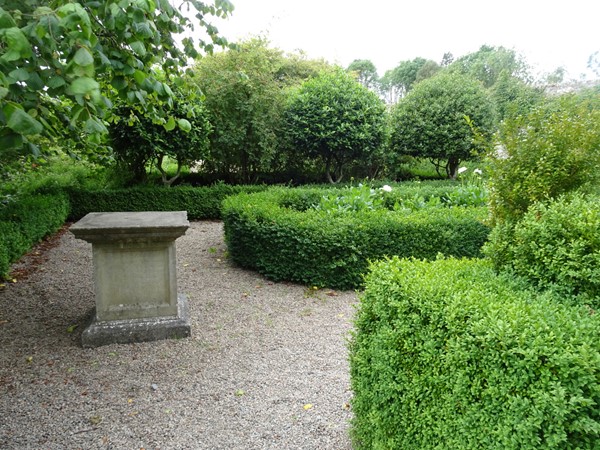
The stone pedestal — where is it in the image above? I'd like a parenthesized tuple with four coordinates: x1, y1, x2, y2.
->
(70, 211, 190, 348)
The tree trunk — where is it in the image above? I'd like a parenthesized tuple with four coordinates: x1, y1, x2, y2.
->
(446, 156, 460, 180)
(156, 154, 182, 187)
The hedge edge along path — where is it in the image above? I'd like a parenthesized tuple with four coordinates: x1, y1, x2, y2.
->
(222, 187, 491, 290)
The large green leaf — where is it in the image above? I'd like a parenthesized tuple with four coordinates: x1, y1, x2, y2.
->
(6, 107, 44, 135)
(0, 7, 16, 29)
(177, 118, 191, 132)
(68, 77, 99, 96)
(0, 27, 32, 61)
(73, 47, 94, 66)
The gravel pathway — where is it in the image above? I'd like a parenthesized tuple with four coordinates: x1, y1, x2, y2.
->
(0, 221, 357, 449)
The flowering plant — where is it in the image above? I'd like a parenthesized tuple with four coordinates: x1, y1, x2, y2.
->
(315, 184, 391, 214)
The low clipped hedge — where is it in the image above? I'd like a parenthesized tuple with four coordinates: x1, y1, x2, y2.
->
(222, 188, 490, 290)
(66, 183, 268, 221)
(350, 256, 600, 449)
(485, 193, 600, 308)
(0, 193, 70, 278)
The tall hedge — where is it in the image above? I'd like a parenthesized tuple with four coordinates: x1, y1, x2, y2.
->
(222, 188, 490, 289)
(350, 257, 600, 449)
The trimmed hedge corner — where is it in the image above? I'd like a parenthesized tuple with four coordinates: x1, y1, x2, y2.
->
(350, 256, 600, 449)
(0, 193, 70, 278)
(222, 188, 490, 290)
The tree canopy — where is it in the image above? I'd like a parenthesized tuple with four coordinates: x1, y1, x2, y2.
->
(390, 72, 496, 179)
(192, 38, 330, 183)
(0, 0, 233, 161)
(347, 59, 379, 90)
(284, 69, 386, 183)
(449, 45, 531, 88)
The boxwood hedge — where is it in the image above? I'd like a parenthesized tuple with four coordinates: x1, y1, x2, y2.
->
(485, 193, 600, 308)
(222, 187, 490, 290)
(66, 183, 268, 221)
(0, 193, 70, 278)
(350, 256, 600, 449)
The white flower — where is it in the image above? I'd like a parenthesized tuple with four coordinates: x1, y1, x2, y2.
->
(381, 185, 393, 192)
(473, 168, 483, 175)
(457, 167, 468, 174)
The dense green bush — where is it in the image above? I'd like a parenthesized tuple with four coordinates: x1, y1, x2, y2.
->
(222, 188, 489, 289)
(0, 193, 70, 278)
(485, 193, 600, 307)
(67, 184, 268, 221)
(489, 95, 600, 224)
(284, 68, 387, 183)
(350, 256, 600, 449)
(389, 72, 496, 179)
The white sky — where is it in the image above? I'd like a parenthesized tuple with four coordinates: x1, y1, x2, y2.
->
(210, 0, 600, 80)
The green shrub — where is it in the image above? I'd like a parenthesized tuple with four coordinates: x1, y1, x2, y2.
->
(489, 95, 600, 224)
(67, 183, 268, 221)
(350, 256, 600, 449)
(0, 193, 70, 278)
(485, 193, 600, 307)
(222, 188, 490, 289)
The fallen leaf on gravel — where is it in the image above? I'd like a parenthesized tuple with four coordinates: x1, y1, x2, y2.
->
(127, 398, 134, 404)
(66, 324, 79, 333)
(326, 291, 338, 297)
(26, 356, 33, 363)
(0, 320, 8, 325)
(303, 404, 313, 410)
(89, 415, 102, 425)
(235, 389, 245, 397)
(343, 402, 351, 410)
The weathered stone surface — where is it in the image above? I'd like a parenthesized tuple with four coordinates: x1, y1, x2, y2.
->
(71, 211, 190, 347)
(70, 211, 189, 243)
(81, 294, 191, 348)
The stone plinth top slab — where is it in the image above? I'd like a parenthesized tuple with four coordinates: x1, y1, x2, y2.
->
(71, 211, 189, 243)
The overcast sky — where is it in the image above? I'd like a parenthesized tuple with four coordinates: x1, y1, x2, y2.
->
(210, 0, 600, 80)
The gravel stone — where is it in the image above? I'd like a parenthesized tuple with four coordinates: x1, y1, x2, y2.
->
(0, 221, 357, 449)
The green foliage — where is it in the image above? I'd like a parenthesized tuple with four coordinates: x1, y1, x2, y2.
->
(485, 193, 600, 307)
(0, 193, 69, 278)
(390, 72, 496, 179)
(350, 256, 600, 449)
(380, 57, 439, 103)
(347, 59, 379, 90)
(440, 167, 488, 207)
(192, 38, 326, 184)
(1, 155, 107, 197)
(284, 69, 387, 183)
(491, 70, 545, 121)
(489, 95, 600, 224)
(0, 0, 232, 161)
(449, 45, 532, 88)
(222, 187, 490, 289)
(109, 87, 211, 186)
(315, 184, 386, 214)
(67, 183, 268, 221)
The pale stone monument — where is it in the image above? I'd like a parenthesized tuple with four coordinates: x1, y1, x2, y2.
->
(70, 211, 190, 348)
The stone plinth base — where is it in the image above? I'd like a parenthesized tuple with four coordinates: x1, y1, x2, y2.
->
(82, 294, 191, 348)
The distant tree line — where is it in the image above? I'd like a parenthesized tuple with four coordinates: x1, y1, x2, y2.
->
(1, 0, 597, 187)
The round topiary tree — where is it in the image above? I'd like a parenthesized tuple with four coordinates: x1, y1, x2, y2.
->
(389, 72, 496, 179)
(284, 69, 387, 183)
